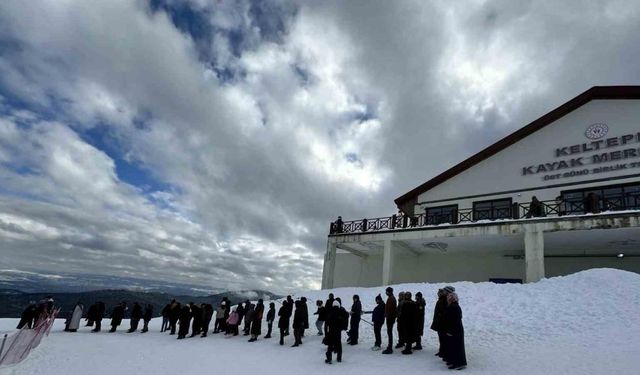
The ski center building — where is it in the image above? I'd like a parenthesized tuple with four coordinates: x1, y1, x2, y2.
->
(322, 86, 640, 289)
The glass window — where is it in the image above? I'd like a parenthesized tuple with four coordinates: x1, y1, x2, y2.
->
(473, 198, 512, 221)
(425, 205, 458, 225)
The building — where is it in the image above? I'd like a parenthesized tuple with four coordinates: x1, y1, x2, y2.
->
(322, 86, 640, 289)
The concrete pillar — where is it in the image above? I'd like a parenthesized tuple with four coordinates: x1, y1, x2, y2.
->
(382, 239, 395, 286)
(321, 241, 337, 289)
(524, 224, 545, 283)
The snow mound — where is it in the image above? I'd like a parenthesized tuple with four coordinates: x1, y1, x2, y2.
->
(2, 268, 639, 375)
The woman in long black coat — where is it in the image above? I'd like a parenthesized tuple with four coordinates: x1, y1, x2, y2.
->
(443, 293, 467, 370)
(324, 301, 344, 364)
(177, 304, 192, 339)
(430, 289, 447, 357)
(292, 300, 304, 347)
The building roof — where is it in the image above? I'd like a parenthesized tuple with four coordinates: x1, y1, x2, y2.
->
(394, 86, 640, 211)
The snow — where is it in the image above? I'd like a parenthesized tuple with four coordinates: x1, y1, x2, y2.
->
(1, 268, 640, 374)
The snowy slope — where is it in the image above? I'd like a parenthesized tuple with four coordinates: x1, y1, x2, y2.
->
(1, 268, 639, 374)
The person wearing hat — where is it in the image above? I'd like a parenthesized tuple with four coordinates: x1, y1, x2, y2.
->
(371, 294, 385, 350)
(443, 292, 466, 370)
(347, 294, 362, 345)
(431, 287, 452, 358)
(382, 287, 397, 354)
(264, 302, 276, 338)
(400, 292, 417, 355)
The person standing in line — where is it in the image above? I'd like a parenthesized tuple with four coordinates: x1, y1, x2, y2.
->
(414, 292, 426, 350)
(225, 306, 240, 336)
(91, 301, 106, 332)
(161, 301, 171, 332)
(243, 302, 254, 336)
(300, 297, 309, 337)
(177, 303, 192, 339)
(128, 302, 142, 333)
(169, 300, 181, 335)
(284, 295, 294, 336)
(324, 293, 335, 336)
(201, 303, 214, 337)
(443, 292, 467, 370)
(249, 299, 264, 342)
(371, 294, 385, 351)
(347, 295, 362, 345)
(324, 301, 347, 364)
(264, 302, 275, 339)
(235, 302, 246, 333)
(432, 287, 453, 358)
(278, 300, 290, 345)
(292, 300, 304, 347)
(213, 302, 226, 334)
(313, 300, 326, 336)
(395, 292, 406, 349)
(190, 302, 203, 337)
(141, 303, 153, 333)
(382, 287, 397, 354)
(110, 302, 127, 333)
(400, 292, 417, 355)
(66, 301, 84, 332)
(85, 303, 96, 327)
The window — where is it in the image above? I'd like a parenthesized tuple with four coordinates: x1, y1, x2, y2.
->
(561, 182, 640, 213)
(473, 198, 512, 221)
(425, 205, 458, 225)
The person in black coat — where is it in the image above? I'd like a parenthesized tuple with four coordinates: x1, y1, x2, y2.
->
(442, 292, 466, 370)
(169, 300, 181, 335)
(300, 297, 309, 337)
(292, 300, 305, 347)
(190, 302, 202, 337)
(431, 288, 450, 358)
(128, 302, 143, 333)
(526, 196, 546, 218)
(371, 294, 385, 350)
(249, 299, 264, 342)
(400, 292, 418, 355)
(85, 303, 97, 327)
(314, 300, 326, 336)
(414, 292, 426, 350)
(141, 304, 153, 333)
(324, 301, 347, 364)
(278, 300, 290, 345)
(265, 302, 275, 339)
(177, 304, 192, 339)
(284, 295, 294, 335)
(16, 302, 38, 329)
(201, 303, 214, 337)
(161, 302, 171, 332)
(235, 302, 245, 331)
(91, 301, 106, 332)
(347, 295, 362, 345)
(324, 293, 334, 335)
(110, 302, 127, 333)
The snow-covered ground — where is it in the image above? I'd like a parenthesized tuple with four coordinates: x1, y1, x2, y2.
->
(1, 268, 639, 374)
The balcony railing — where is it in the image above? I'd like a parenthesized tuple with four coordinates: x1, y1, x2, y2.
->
(329, 195, 640, 235)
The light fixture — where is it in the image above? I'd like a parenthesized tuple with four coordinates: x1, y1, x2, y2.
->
(617, 253, 624, 258)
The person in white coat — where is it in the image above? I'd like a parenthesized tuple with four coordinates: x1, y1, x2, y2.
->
(66, 302, 84, 332)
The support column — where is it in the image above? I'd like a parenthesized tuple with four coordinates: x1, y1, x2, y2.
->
(321, 241, 337, 289)
(382, 239, 395, 286)
(524, 224, 545, 283)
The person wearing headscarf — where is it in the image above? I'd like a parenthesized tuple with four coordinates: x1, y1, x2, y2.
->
(213, 301, 226, 334)
(443, 292, 467, 370)
(432, 286, 454, 358)
(414, 292, 426, 350)
(225, 306, 240, 336)
(128, 302, 143, 333)
(265, 302, 275, 338)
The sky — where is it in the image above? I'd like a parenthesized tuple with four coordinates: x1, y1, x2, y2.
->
(1, 0, 640, 293)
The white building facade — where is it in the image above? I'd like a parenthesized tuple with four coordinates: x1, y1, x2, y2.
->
(322, 86, 640, 289)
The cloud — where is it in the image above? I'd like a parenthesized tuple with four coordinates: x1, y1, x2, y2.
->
(1, 0, 640, 293)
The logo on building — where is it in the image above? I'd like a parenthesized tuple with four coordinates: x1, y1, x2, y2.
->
(585, 123, 608, 139)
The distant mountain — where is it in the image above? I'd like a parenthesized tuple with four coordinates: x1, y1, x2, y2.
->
(0, 269, 224, 295)
(0, 289, 281, 318)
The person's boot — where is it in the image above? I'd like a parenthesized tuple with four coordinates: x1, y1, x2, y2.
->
(413, 341, 422, 350)
(279, 338, 284, 345)
(264, 334, 271, 339)
(395, 342, 403, 349)
(337, 353, 342, 363)
(325, 353, 332, 364)
(382, 348, 393, 354)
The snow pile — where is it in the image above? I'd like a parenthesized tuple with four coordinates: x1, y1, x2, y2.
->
(2, 268, 639, 374)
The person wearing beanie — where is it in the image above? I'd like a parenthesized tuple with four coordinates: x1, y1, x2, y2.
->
(400, 292, 417, 355)
(347, 295, 362, 345)
(444, 286, 455, 294)
(431, 289, 448, 358)
(382, 287, 397, 354)
(265, 302, 276, 339)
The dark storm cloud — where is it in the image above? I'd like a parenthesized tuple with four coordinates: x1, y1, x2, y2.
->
(1, 0, 640, 293)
